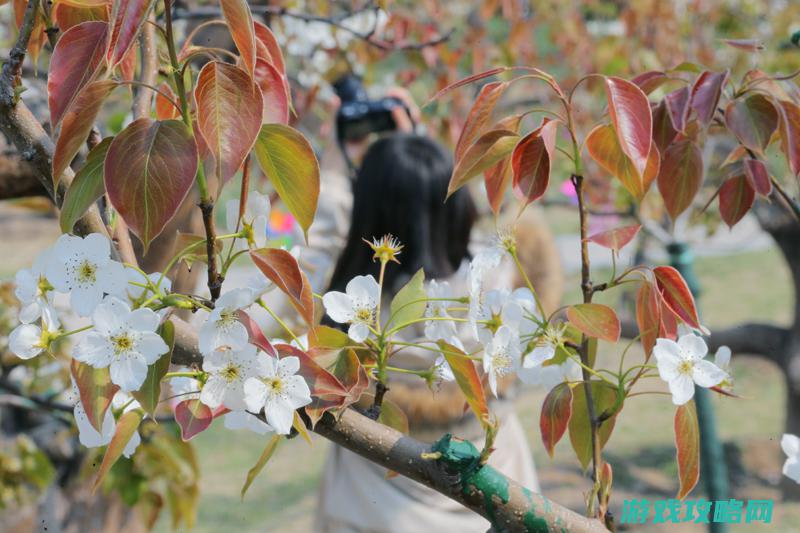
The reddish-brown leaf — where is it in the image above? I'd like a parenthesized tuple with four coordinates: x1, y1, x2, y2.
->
(632, 71, 670, 95)
(221, 0, 256, 76)
(777, 100, 800, 177)
(253, 21, 285, 74)
(48, 20, 108, 126)
(482, 114, 525, 214)
(53, 80, 117, 186)
(455, 81, 508, 163)
(174, 399, 213, 441)
(92, 409, 142, 491)
(652, 99, 678, 154)
(104, 119, 198, 250)
(718, 174, 755, 228)
(659, 303, 680, 340)
(586, 123, 660, 201)
(438, 340, 489, 428)
(587, 224, 641, 252)
(657, 139, 704, 220)
(511, 118, 558, 206)
(253, 58, 289, 125)
(566, 303, 621, 343)
(722, 39, 765, 52)
(155, 82, 180, 120)
(636, 279, 661, 357)
(689, 70, 728, 128)
(653, 266, 701, 329)
(52, 3, 108, 33)
(540, 382, 572, 458)
(675, 400, 700, 500)
(106, 0, 154, 67)
(664, 87, 690, 132)
(237, 309, 276, 357)
(249, 248, 314, 326)
(71, 359, 119, 433)
(743, 159, 772, 197)
(448, 129, 519, 196)
(724, 94, 777, 155)
(195, 62, 263, 184)
(605, 76, 652, 178)
(428, 66, 564, 104)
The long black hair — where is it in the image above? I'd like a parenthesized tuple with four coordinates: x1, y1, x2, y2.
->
(327, 134, 477, 296)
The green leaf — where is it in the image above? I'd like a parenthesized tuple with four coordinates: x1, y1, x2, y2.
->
(566, 303, 621, 343)
(241, 434, 281, 500)
(568, 382, 619, 471)
(131, 320, 174, 417)
(437, 340, 489, 427)
(60, 137, 112, 233)
(675, 400, 700, 500)
(93, 410, 143, 492)
(253, 124, 320, 237)
(378, 398, 409, 434)
(389, 269, 426, 329)
(71, 359, 119, 433)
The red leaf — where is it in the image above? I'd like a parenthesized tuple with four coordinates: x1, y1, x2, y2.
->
(587, 224, 641, 252)
(174, 399, 214, 441)
(71, 359, 119, 433)
(155, 82, 180, 120)
(253, 58, 289, 125)
(237, 309, 276, 357)
(652, 99, 678, 154)
(635, 279, 661, 357)
(632, 71, 670, 95)
(776, 99, 800, 177)
(689, 70, 729, 128)
(483, 114, 525, 214)
(718, 175, 755, 228)
(275, 343, 347, 422)
(104, 118, 198, 250)
(106, 0, 154, 67)
(511, 118, 558, 206)
(659, 304, 679, 340)
(194, 62, 263, 184)
(653, 266, 701, 329)
(743, 159, 772, 197)
(449, 129, 519, 196)
(249, 248, 315, 326)
(438, 340, 490, 427)
(675, 400, 700, 500)
(53, 3, 109, 33)
(566, 303, 621, 343)
(657, 139, 704, 220)
(455, 81, 508, 163)
(93, 409, 142, 491)
(605, 76, 652, 178)
(53, 80, 117, 186)
(221, 0, 256, 76)
(428, 67, 510, 103)
(48, 21, 108, 126)
(664, 87, 690, 132)
(586, 123, 660, 201)
(724, 94, 778, 155)
(722, 39, 765, 52)
(253, 21, 285, 74)
(540, 383, 572, 457)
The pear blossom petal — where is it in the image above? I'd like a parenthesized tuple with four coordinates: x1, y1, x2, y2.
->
(74, 403, 114, 448)
(224, 410, 273, 434)
(128, 308, 161, 332)
(678, 334, 708, 360)
(244, 378, 269, 413)
(348, 323, 369, 342)
(782, 433, 800, 457)
(264, 395, 295, 435)
(9, 324, 44, 359)
(73, 333, 114, 368)
(346, 275, 380, 304)
(692, 359, 726, 388)
(277, 356, 300, 378)
(322, 292, 354, 323)
(669, 374, 695, 405)
(137, 332, 169, 363)
(109, 355, 149, 392)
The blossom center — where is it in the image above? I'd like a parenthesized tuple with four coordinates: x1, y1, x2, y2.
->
(222, 363, 240, 382)
(110, 333, 134, 355)
(353, 306, 373, 324)
(77, 260, 97, 284)
(492, 350, 513, 376)
(677, 360, 694, 376)
(217, 310, 238, 330)
(267, 377, 284, 393)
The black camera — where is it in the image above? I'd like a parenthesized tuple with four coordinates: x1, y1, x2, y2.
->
(333, 75, 411, 142)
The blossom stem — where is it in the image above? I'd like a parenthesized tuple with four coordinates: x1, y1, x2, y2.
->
(509, 247, 547, 319)
(163, 371, 204, 380)
(386, 296, 465, 327)
(567, 354, 617, 387)
(257, 300, 301, 345)
(385, 316, 471, 338)
(55, 324, 93, 339)
(390, 341, 483, 360)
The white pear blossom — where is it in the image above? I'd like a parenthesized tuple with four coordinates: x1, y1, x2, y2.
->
(322, 275, 380, 342)
(73, 297, 169, 392)
(713, 346, 734, 392)
(223, 410, 273, 435)
(653, 334, 727, 405)
(433, 354, 455, 384)
(15, 248, 58, 325)
(45, 233, 127, 317)
(518, 357, 582, 391)
(424, 280, 458, 343)
(9, 312, 60, 360)
(482, 326, 521, 397)
(74, 392, 141, 457)
(470, 289, 522, 345)
(244, 355, 311, 435)
(200, 344, 268, 411)
(198, 288, 257, 354)
(469, 232, 511, 296)
(226, 191, 271, 249)
(782, 433, 800, 484)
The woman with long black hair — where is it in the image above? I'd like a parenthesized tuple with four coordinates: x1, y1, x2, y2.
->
(315, 133, 539, 532)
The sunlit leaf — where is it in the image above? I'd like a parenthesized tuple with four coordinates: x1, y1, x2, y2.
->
(586, 224, 641, 252)
(249, 248, 314, 326)
(240, 434, 280, 499)
(155, 82, 180, 120)
(585, 123, 660, 201)
(483, 113, 525, 214)
(48, 20, 108, 126)
(674, 400, 700, 500)
(568, 382, 618, 471)
(104, 118, 198, 250)
(437, 340, 489, 427)
(52, 2, 109, 32)
(540, 382, 572, 458)
(60, 137, 112, 233)
(389, 269, 426, 329)
(657, 139, 703, 220)
(253, 124, 320, 237)
(254, 58, 289, 125)
(92, 409, 143, 491)
(71, 359, 119, 433)
(253, 21, 285, 74)
(106, 0, 155, 67)
(53, 80, 117, 186)
(724, 94, 777, 155)
(174, 399, 213, 441)
(718, 174, 755, 228)
(653, 266, 701, 329)
(566, 303, 620, 343)
(512, 118, 558, 206)
(455, 81, 508, 163)
(605, 76, 652, 178)
(448, 129, 519, 196)
(221, 0, 256, 76)
(636, 279, 661, 358)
